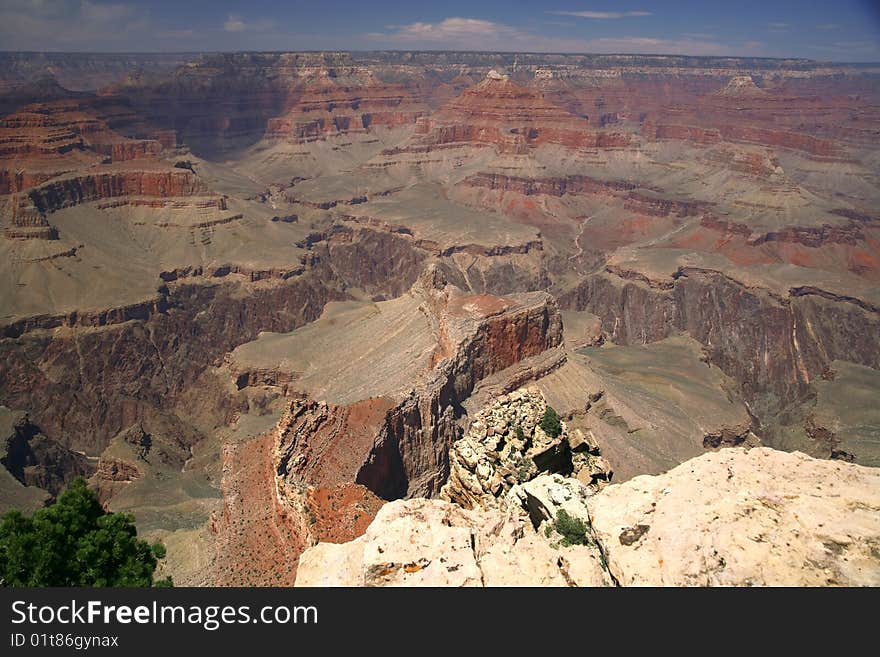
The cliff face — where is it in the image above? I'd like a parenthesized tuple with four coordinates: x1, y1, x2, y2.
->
(463, 172, 637, 198)
(272, 267, 565, 501)
(296, 447, 880, 587)
(559, 269, 880, 403)
(25, 169, 205, 214)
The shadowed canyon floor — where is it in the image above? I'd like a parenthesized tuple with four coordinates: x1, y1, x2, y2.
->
(0, 51, 878, 585)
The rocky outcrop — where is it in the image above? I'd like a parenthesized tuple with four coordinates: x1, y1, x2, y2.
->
(4, 195, 58, 240)
(295, 496, 611, 587)
(715, 75, 768, 97)
(0, 412, 94, 497)
(440, 388, 610, 509)
(588, 448, 880, 586)
(297, 448, 880, 586)
(90, 457, 141, 503)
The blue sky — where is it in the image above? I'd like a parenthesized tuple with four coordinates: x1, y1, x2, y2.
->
(1, 1, 879, 61)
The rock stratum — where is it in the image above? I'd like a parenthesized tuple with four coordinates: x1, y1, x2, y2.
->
(0, 51, 878, 586)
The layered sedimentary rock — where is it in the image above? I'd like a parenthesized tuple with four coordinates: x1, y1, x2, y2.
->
(638, 73, 862, 158)
(0, 96, 195, 241)
(267, 264, 564, 502)
(265, 78, 425, 143)
(297, 448, 880, 587)
(535, 336, 759, 482)
(394, 71, 629, 155)
(22, 168, 205, 214)
(115, 52, 424, 155)
(0, 256, 341, 454)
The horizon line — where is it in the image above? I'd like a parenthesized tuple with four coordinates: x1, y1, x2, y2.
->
(0, 49, 878, 65)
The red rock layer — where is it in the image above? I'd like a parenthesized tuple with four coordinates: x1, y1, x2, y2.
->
(403, 76, 629, 154)
(91, 457, 142, 505)
(274, 280, 564, 504)
(25, 169, 206, 214)
(265, 81, 425, 143)
(638, 83, 868, 157)
(0, 98, 165, 164)
(663, 216, 879, 279)
(642, 120, 721, 144)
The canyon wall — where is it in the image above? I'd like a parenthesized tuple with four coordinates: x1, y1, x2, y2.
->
(559, 269, 880, 402)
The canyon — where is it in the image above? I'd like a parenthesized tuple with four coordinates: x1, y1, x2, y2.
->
(0, 50, 877, 586)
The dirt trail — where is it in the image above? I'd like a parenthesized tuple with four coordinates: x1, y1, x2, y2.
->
(569, 215, 592, 275)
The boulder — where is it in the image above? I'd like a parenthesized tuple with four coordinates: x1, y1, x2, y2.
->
(588, 447, 880, 586)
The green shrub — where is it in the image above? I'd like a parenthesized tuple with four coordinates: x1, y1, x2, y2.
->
(540, 405, 563, 438)
(553, 509, 588, 547)
(0, 477, 169, 587)
(514, 425, 525, 440)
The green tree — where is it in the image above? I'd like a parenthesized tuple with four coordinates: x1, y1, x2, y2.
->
(0, 477, 169, 587)
(540, 405, 563, 438)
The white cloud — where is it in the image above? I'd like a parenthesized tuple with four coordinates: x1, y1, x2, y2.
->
(224, 16, 246, 32)
(546, 10, 652, 19)
(366, 17, 749, 56)
(767, 22, 790, 32)
(0, 0, 150, 50)
(370, 17, 520, 44)
(816, 23, 841, 30)
(223, 14, 275, 33)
